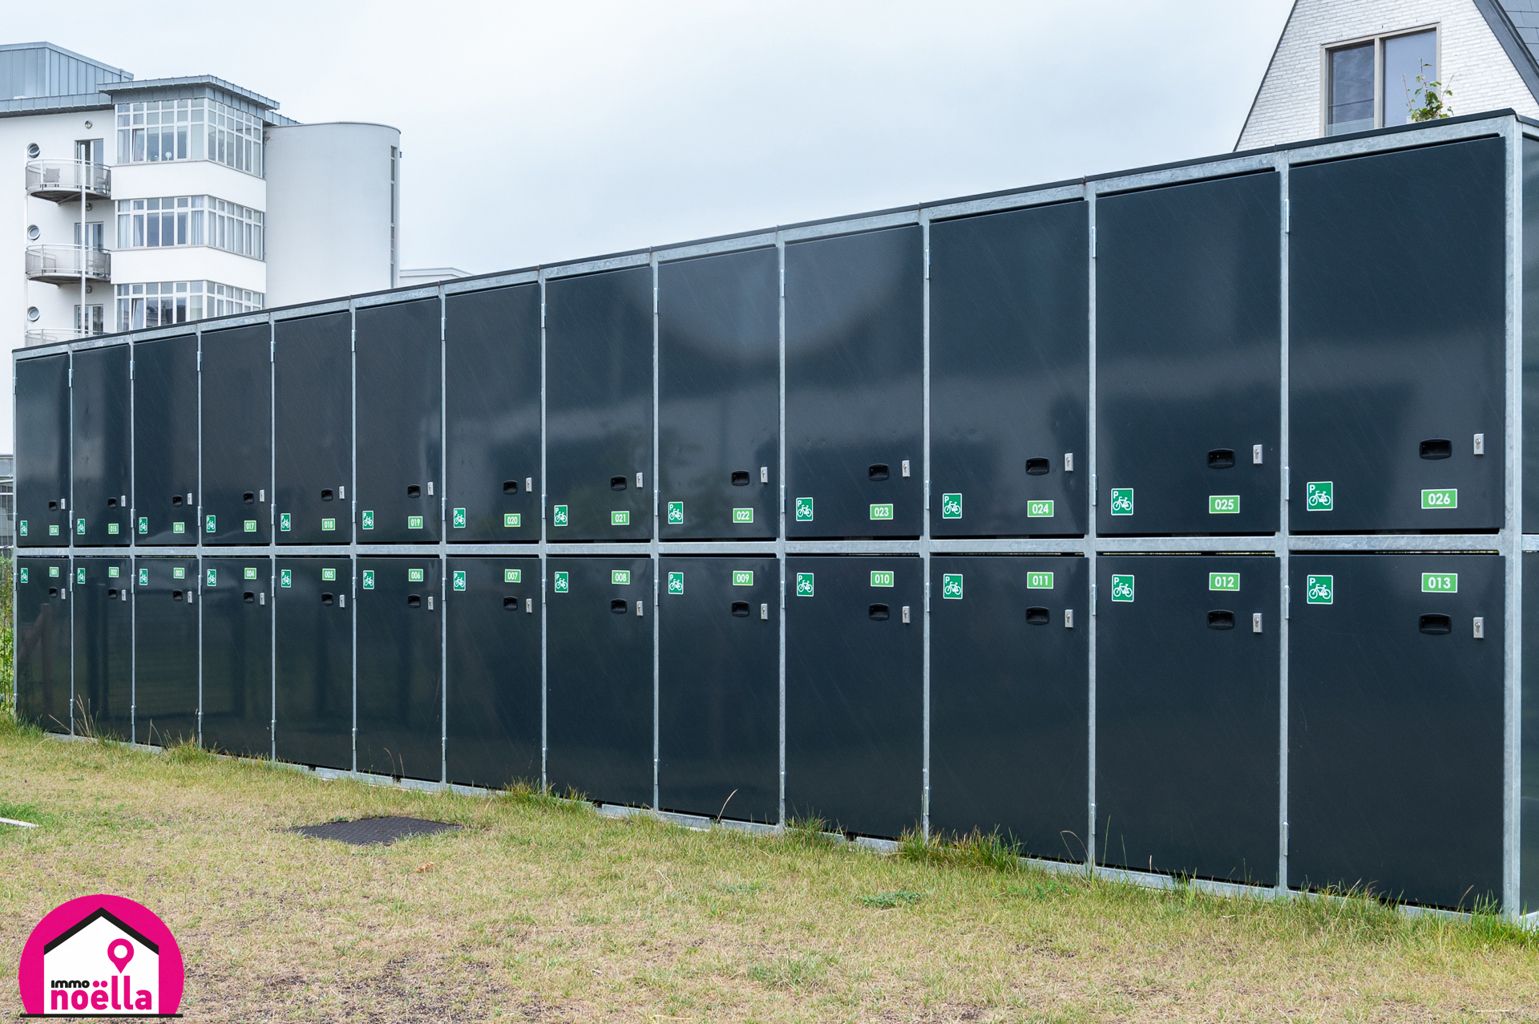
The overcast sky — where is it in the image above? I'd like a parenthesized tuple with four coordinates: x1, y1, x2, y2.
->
(12, 0, 1293, 274)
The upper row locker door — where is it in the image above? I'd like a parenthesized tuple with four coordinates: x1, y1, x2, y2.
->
(356, 299, 442, 543)
(930, 203, 1089, 537)
(15, 354, 70, 546)
(444, 285, 540, 542)
(658, 248, 779, 540)
(785, 226, 923, 539)
(1096, 172, 1281, 536)
(545, 267, 654, 541)
(201, 324, 272, 545)
(1290, 138, 1507, 533)
(274, 312, 353, 544)
(71, 345, 132, 545)
(132, 333, 199, 544)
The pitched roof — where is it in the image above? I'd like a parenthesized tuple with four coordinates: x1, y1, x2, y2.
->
(1475, 0, 1539, 101)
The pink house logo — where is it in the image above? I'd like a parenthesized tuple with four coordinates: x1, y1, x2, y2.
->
(17, 895, 184, 1016)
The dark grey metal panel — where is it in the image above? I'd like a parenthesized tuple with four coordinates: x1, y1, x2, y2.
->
(444, 556, 541, 788)
(1291, 138, 1506, 533)
(275, 556, 352, 771)
(72, 556, 132, 741)
(70, 345, 132, 546)
(200, 324, 272, 545)
(658, 249, 779, 540)
(785, 555, 922, 837)
(1291, 554, 1503, 909)
(929, 555, 1088, 860)
(131, 333, 198, 545)
(1096, 555, 1279, 884)
(1096, 173, 1281, 536)
(15, 354, 70, 547)
(657, 555, 778, 822)
(785, 227, 923, 539)
(930, 203, 1089, 537)
(15, 557, 71, 733)
(200, 557, 271, 759)
(274, 312, 352, 544)
(132, 557, 199, 747)
(1525, 553, 1539, 914)
(545, 269, 653, 541)
(356, 557, 442, 780)
(1525, 139, 1539, 535)
(356, 299, 442, 544)
(444, 285, 540, 542)
(546, 557, 653, 805)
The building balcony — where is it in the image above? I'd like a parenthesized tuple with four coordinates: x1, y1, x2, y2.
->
(24, 244, 111, 285)
(23, 329, 89, 347)
(25, 159, 111, 202)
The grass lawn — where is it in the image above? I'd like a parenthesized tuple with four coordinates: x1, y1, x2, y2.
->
(1, 723, 1536, 1023)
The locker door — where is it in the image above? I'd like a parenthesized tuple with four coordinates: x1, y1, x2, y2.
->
(274, 313, 352, 544)
(356, 557, 442, 781)
(1526, 552, 1539, 913)
(1291, 138, 1506, 533)
(658, 556, 779, 822)
(929, 556, 1088, 860)
(356, 299, 442, 543)
(71, 345, 132, 545)
(133, 557, 199, 747)
(1096, 555, 1279, 884)
(545, 269, 653, 540)
(786, 227, 923, 538)
(72, 557, 132, 741)
(1096, 172, 1281, 536)
(132, 334, 199, 544)
(275, 558, 353, 771)
(785, 556, 922, 837)
(930, 203, 1089, 537)
(658, 249, 779, 540)
(15, 558, 71, 733)
(546, 558, 653, 805)
(444, 285, 540, 542)
(15, 354, 70, 547)
(1290, 554, 1502, 909)
(201, 558, 272, 759)
(201, 324, 272, 545)
(444, 557, 541, 788)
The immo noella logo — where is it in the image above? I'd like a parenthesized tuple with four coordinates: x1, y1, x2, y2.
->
(17, 894, 184, 1016)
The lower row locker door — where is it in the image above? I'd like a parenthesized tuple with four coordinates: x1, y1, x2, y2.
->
(546, 558, 653, 807)
(73, 558, 133, 743)
(357, 558, 443, 781)
(200, 559, 273, 760)
(658, 556, 779, 824)
(1288, 554, 1503, 910)
(134, 558, 200, 748)
(15, 558, 72, 734)
(444, 558, 541, 789)
(1095, 555, 1279, 885)
(786, 556, 923, 839)
(929, 556, 1088, 861)
(275, 558, 353, 772)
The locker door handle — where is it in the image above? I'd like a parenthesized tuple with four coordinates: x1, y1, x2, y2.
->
(868, 464, 890, 481)
(1207, 448, 1235, 469)
(731, 471, 751, 486)
(868, 603, 890, 621)
(243, 491, 256, 504)
(108, 588, 121, 600)
(503, 479, 520, 494)
(1419, 438, 1452, 460)
(1419, 613, 1452, 635)
(170, 590, 184, 602)
(47, 500, 59, 510)
(1025, 457, 1051, 476)
(48, 587, 59, 598)
(106, 496, 119, 508)
(321, 592, 336, 606)
(406, 485, 422, 498)
(243, 592, 256, 604)
(1025, 606, 1050, 625)
(610, 599, 628, 614)
(730, 601, 751, 617)
(320, 488, 335, 501)
(1206, 610, 1235, 630)
(610, 476, 628, 491)
(502, 596, 519, 610)
(171, 494, 185, 507)
(407, 595, 422, 608)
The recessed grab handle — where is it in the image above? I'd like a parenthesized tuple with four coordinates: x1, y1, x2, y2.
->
(407, 595, 422, 608)
(1025, 458, 1051, 476)
(243, 491, 256, 504)
(503, 479, 520, 495)
(108, 588, 121, 600)
(731, 601, 751, 617)
(406, 485, 422, 499)
(1207, 448, 1235, 469)
(321, 592, 335, 606)
(610, 476, 628, 491)
(868, 464, 890, 482)
(731, 471, 751, 487)
(610, 599, 628, 614)
(243, 592, 256, 604)
(171, 590, 184, 602)
(868, 603, 890, 621)
(1207, 610, 1235, 630)
(320, 488, 335, 501)
(1025, 606, 1050, 625)
(503, 596, 519, 610)
(1420, 438, 1452, 460)
(1419, 613, 1452, 635)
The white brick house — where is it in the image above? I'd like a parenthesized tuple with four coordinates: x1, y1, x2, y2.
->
(1237, 0, 1539, 149)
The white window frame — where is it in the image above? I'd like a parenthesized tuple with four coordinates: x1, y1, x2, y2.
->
(1320, 24, 1442, 136)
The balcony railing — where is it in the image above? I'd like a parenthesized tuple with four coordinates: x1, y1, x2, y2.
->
(24, 159, 111, 202)
(24, 244, 111, 285)
(23, 329, 88, 347)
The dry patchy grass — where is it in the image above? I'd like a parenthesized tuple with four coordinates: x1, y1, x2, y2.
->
(1, 723, 1535, 1022)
